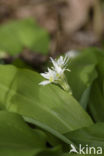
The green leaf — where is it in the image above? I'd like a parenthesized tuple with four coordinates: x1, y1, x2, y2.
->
(0, 111, 47, 156)
(66, 50, 98, 109)
(12, 58, 32, 69)
(64, 122, 104, 148)
(0, 65, 93, 144)
(0, 19, 50, 55)
(88, 80, 104, 122)
(0, 22, 22, 55)
(64, 154, 104, 156)
(88, 49, 104, 122)
(36, 146, 62, 156)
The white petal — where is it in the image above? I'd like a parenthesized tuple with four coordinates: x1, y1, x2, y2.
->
(47, 68, 55, 78)
(66, 50, 78, 58)
(39, 80, 51, 86)
(57, 56, 63, 65)
(57, 67, 62, 73)
(48, 68, 53, 73)
(65, 69, 71, 72)
(50, 57, 58, 69)
(40, 73, 50, 79)
(64, 54, 69, 65)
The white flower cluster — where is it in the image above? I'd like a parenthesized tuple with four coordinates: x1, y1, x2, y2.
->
(39, 54, 72, 93)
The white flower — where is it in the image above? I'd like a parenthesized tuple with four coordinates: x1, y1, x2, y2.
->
(66, 50, 78, 58)
(39, 68, 56, 86)
(39, 67, 64, 86)
(50, 54, 70, 72)
(39, 55, 72, 93)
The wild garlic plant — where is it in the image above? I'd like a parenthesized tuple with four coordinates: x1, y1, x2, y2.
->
(39, 54, 72, 94)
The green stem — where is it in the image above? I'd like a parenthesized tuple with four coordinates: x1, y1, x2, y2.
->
(59, 76, 72, 94)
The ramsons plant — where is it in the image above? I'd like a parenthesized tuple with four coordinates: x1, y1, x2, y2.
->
(39, 55, 72, 93)
(0, 48, 104, 156)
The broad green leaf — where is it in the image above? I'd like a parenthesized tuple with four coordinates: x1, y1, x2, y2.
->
(88, 80, 104, 122)
(66, 50, 98, 109)
(0, 22, 22, 54)
(0, 65, 93, 143)
(0, 19, 50, 55)
(0, 111, 47, 156)
(64, 122, 104, 148)
(64, 154, 104, 156)
(12, 58, 32, 69)
(88, 49, 104, 122)
(36, 146, 62, 156)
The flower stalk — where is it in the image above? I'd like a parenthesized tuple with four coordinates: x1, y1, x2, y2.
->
(59, 76, 72, 94)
